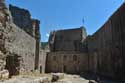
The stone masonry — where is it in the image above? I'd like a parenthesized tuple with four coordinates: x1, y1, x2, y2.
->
(46, 27, 89, 74)
(0, 0, 125, 81)
(46, 3, 125, 80)
(9, 5, 33, 36)
(0, 0, 42, 78)
(9, 5, 41, 71)
(87, 3, 125, 80)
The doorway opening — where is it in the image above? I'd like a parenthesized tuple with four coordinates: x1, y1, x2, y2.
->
(40, 65, 42, 73)
(63, 65, 67, 73)
(5, 54, 20, 78)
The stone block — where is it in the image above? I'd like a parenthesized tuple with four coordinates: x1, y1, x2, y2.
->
(51, 73, 64, 82)
(89, 80, 97, 83)
(0, 69, 9, 79)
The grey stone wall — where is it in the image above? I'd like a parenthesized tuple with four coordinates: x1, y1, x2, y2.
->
(9, 6, 41, 71)
(4, 23, 36, 72)
(39, 49, 48, 73)
(0, 2, 36, 75)
(0, 0, 11, 73)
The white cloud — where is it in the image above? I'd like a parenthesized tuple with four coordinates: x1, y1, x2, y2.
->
(46, 33, 49, 38)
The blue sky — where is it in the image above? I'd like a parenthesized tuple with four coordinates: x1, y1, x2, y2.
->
(6, 0, 124, 42)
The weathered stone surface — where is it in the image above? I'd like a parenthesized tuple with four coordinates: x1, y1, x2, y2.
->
(39, 48, 49, 73)
(0, 0, 125, 81)
(51, 73, 64, 82)
(0, 76, 50, 83)
(4, 23, 36, 73)
(0, 3, 37, 76)
(46, 52, 88, 74)
(0, 69, 9, 79)
(47, 27, 88, 74)
(87, 3, 125, 80)
(89, 80, 97, 83)
(9, 5, 41, 71)
(49, 27, 87, 52)
(0, 51, 6, 71)
(9, 5, 33, 36)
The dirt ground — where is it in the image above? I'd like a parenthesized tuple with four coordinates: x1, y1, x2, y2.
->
(0, 73, 124, 83)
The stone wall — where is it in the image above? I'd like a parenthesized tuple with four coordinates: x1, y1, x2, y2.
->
(0, 21, 36, 76)
(4, 23, 36, 74)
(9, 5, 33, 37)
(46, 52, 88, 74)
(0, 1, 38, 77)
(88, 20, 113, 77)
(49, 27, 87, 52)
(39, 48, 49, 73)
(88, 3, 125, 80)
(47, 26, 88, 74)
(9, 5, 41, 71)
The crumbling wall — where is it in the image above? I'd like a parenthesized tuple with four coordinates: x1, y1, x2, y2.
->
(9, 5, 41, 71)
(0, 2, 36, 76)
(1, 22, 36, 76)
(9, 5, 33, 36)
(0, 0, 11, 74)
(4, 23, 36, 72)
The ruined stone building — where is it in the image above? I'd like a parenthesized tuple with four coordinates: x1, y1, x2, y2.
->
(46, 27, 88, 74)
(0, 0, 45, 77)
(0, 0, 125, 81)
(46, 3, 125, 80)
(9, 5, 42, 71)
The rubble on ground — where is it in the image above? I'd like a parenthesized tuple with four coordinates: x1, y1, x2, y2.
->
(0, 76, 50, 83)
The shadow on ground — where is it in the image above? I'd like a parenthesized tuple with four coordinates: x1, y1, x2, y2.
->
(80, 72, 125, 83)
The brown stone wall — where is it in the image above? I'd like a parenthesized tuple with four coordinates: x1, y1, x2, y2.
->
(49, 27, 87, 52)
(46, 52, 88, 74)
(88, 3, 125, 80)
(47, 26, 88, 74)
(88, 20, 114, 77)
(120, 3, 125, 76)
(110, 4, 125, 79)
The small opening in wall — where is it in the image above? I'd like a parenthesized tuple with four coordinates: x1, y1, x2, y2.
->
(5, 54, 20, 78)
(40, 65, 42, 73)
(73, 55, 77, 61)
(63, 55, 67, 60)
(63, 65, 67, 72)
